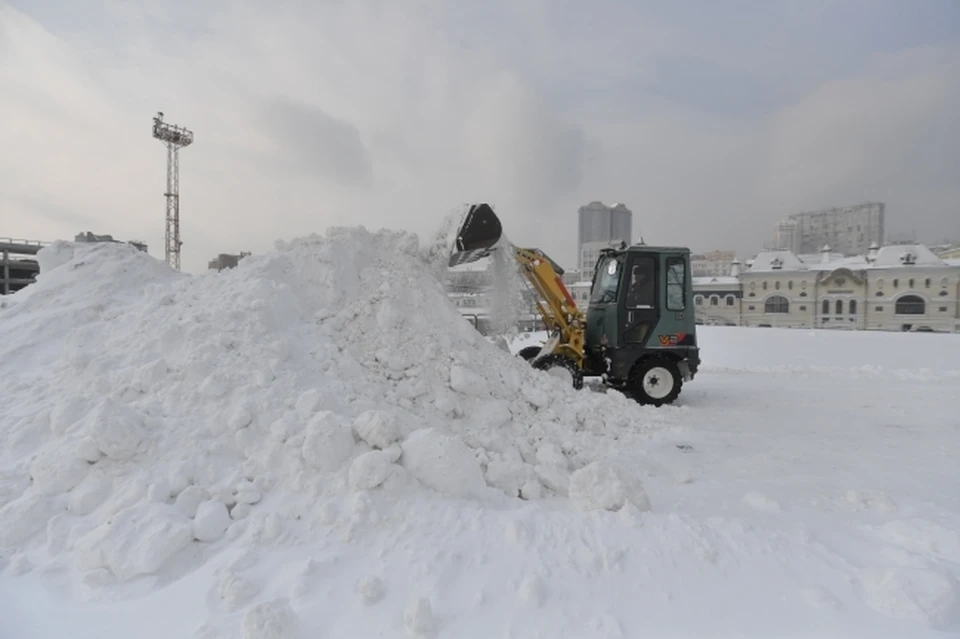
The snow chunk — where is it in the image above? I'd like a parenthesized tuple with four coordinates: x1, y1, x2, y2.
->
(75, 502, 194, 581)
(301, 410, 355, 472)
(449, 364, 489, 397)
(569, 462, 650, 512)
(404, 596, 434, 635)
(742, 491, 782, 512)
(861, 566, 960, 629)
(352, 409, 402, 449)
(401, 428, 489, 499)
(194, 500, 231, 542)
(348, 451, 396, 491)
(29, 445, 89, 495)
(241, 599, 299, 639)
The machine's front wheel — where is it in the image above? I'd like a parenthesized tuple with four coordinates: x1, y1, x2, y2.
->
(532, 354, 584, 390)
(628, 357, 682, 406)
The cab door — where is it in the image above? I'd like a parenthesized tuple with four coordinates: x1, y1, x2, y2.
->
(618, 252, 659, 346)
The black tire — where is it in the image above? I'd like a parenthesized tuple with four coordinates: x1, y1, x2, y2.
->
(517, 345, 543, 362)
(628, 357, 682, 406)
(532, 354, 584, 390)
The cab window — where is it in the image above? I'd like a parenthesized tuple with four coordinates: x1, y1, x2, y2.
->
(590, 255, 622, 304)
(666, 256, 686, 311)
(625, 256, 655, 308)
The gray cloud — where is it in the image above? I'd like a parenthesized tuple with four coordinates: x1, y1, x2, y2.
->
(257, 97, 372, 187)
(0, 1, 958, 272)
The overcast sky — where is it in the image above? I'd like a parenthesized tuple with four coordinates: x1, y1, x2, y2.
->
(2, 0, 959, 272)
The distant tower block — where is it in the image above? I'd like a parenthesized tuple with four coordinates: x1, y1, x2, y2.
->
(152, 111, 194, 270)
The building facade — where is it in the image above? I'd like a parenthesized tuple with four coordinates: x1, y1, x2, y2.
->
(694, 243, 960, 332)
(771, 202, 885, 256)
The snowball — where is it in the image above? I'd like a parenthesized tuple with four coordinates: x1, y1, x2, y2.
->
(228, 406, 253, 430)
(569, 462, 650, 512)
(199, 375, 227, 398)
(861, 566, 959, 629)
(148, 480, 173, 502)
(535, 442, 568, 468)
(218, 571, 259, 612)
(235, 490, 262, 505)
(241, 599, 299, 639)
(301, 411, 355, 472)
(401, 428, 489, 499)
(84, 399, 147, 460)
(449, 364, 489, 397)
(30, 446, 90, 495)
(357, 575, 385, 604)
(348, 451, 396, 491)
(295, 389, 322, 417)
(69, 476, 112, 515)
(534, 464, 570, 496)
(75, 437, 102, 463)
(194, 500, 231, 542)
(0, 494, 55, 546)
(485, 459, 535, 498)
(352, 410, 402, 449)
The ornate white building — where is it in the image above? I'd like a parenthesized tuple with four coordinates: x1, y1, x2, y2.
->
(694, 243, 960, 332)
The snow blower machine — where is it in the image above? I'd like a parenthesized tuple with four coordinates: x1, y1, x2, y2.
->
(449, 203, 700, 406)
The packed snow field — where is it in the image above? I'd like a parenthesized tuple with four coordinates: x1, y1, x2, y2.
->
(1, 228, 958, 638)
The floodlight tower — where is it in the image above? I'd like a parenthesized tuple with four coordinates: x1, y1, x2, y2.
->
(152, 111, 194, 270)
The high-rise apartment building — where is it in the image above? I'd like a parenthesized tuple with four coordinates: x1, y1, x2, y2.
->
(577, 201, 633, 273)
(772, 202, 885, 256)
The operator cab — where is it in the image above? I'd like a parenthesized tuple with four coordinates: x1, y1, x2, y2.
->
(584, 245, 700, 404)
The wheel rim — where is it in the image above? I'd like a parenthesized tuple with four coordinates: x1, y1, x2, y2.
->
(642, 366, 674, 399)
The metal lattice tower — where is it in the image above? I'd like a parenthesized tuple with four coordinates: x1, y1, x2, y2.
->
(152, 112, 194, 270)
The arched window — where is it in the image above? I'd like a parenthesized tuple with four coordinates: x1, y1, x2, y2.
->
(765, 295, 789, 314)
(849, 299, 857, 315)
(909, 278, 915, 288)
(775, 281, 780, 290)
(822, 299, 829, 315)
(895, 295, 925, 315)
(762, 281, 768, 290)
(788, 281, 794, 290)
(726, 295, 735, 307)
(695, 295, 703, 306)
(925, 278, 930, 288)
(710, 295, 719, 306)
(893, 278, 899, 288)
(836, 299, 843, 314)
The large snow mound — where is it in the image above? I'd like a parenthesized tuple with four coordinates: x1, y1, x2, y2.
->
(0, 227, 654, 589)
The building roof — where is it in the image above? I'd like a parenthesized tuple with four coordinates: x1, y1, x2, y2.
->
(745, 249, 808, 273)
(805, 255, 871, 272)
(744, 243, 956, 275)
(870, 244, 946, 268)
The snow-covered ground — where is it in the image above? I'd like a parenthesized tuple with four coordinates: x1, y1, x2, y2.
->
(1, 231, 959, 638)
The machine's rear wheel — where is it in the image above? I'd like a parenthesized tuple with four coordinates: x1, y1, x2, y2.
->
(532, 354, 584, 390)
(628, 357, 682, 406)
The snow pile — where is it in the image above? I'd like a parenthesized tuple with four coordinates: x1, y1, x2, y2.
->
(0, 226, 653, 593)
